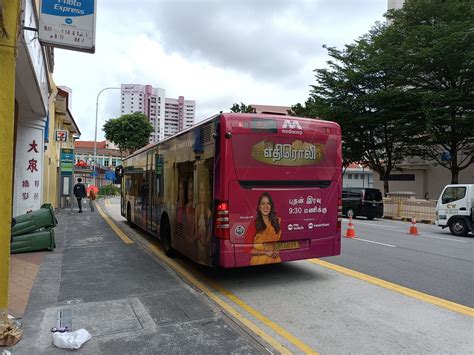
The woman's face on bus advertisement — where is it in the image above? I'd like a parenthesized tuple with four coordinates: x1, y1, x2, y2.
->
(258, 196, 271, 217)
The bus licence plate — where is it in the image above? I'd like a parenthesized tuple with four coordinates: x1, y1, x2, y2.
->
(274, 241, 300, 251)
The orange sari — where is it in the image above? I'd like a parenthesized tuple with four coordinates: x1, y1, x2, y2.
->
(248, 218, 282, 265)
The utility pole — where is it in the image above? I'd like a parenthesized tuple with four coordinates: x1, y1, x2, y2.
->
(93, 87, 120, 186)
(0, 0, 21, 325)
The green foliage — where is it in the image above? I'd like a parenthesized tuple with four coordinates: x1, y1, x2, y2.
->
(385, 0, 474, 183)
(292, 23, 422, 194)
(230, 102, 256, 113)
(292, 0, 474, 190)
(99, 184, 120, 197)
(103, 112, 154, 154)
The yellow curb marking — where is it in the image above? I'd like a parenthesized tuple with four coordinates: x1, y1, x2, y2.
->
(205, 277, 318, 355)
(146, 243, 294, 355)
(96, 201, 134, 244)
(309, 259, 474, 318)
(100, 198, 319, 354)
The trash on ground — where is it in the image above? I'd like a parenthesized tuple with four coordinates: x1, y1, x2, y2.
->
(52, 328, 91, 349)
(0, 320, 23, 346)
(51, 326, 69, 333)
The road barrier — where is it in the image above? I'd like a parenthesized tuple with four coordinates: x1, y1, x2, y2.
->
(383, 198, 436, 224)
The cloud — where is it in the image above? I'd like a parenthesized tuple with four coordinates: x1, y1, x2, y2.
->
(53, 0, 386, 140)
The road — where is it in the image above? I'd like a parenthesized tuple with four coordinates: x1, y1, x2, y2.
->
(328, 217, 474, 307)
(102, 198, 474, 354)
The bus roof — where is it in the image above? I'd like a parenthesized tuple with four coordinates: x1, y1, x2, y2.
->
(123, 112, 339, 161)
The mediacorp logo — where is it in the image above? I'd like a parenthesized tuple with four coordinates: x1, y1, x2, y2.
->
(282, 120, 303, 135)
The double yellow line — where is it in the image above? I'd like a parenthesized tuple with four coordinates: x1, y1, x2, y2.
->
(97, 198, 317, 354)
(98, 198, 474, 354)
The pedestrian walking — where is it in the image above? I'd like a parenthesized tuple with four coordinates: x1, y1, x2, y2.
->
(88, 188, 96, 212)
(73, 178, 87, 213)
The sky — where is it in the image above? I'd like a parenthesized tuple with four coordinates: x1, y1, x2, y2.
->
(53, 0, 387, 141)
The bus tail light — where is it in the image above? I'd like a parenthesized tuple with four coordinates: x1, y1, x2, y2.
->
(337, 198, 342, 232)
(215, 201, 230, 239)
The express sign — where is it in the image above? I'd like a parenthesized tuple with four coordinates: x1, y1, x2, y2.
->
(39, 0, 97, 53)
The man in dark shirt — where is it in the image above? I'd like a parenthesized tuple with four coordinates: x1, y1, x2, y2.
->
(73, 178, 87, 213)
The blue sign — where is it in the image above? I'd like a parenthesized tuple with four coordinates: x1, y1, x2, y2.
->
(39, 0, 96, 53)
(41, 0, 95, 17)
(441, 151, 452, 161)
(90, 171, 98, 177)
(105, 171, 116, 181)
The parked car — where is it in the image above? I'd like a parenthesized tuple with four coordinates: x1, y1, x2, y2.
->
(342, 187, 384, 220)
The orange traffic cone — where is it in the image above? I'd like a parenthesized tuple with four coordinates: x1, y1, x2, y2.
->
(344, 216, 357, 239)
(408, 217, 420, 236)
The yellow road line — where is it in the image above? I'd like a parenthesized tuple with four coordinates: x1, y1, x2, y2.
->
(145, 243, 293, 355)
(96, 201, 134, 244)
(309, 259, 474, 317)
(100, 198, 318, 353)
(206, 278, 318, 355)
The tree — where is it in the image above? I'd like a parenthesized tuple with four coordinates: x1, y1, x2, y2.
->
(230, 102, 256, 113)
(103, 112, 154, 155)
(291, 23, 422, 195)
(385, 0, 474, 183)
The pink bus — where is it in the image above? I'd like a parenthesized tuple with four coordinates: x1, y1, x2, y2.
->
(121, 113, 342, 268)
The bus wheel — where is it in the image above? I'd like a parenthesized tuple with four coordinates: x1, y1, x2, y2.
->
(449, 219, 468, 236)
(160, 217, 175, 257)
(127, 203, 135, 228)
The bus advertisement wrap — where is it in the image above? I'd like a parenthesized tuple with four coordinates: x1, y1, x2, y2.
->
(121, 113, 342, 268)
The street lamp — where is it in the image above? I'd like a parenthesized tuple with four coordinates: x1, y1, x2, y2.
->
(93, 87, 120, 186)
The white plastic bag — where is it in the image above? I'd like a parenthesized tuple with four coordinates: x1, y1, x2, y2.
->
(52, 329, 91, 349)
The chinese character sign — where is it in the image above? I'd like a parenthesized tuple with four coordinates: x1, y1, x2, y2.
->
(15, 129, 43, 215)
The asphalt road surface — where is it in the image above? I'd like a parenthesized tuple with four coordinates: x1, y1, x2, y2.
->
(104, 198, 473, 354)
(328, 217, 474, 307)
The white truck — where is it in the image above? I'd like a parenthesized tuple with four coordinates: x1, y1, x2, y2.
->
(435, 184, 474, 236)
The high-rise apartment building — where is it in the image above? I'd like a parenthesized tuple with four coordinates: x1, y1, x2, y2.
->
(164, 96, 196, 138)
(120, 84, 195, 143)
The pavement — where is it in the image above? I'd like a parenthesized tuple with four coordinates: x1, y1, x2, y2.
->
(6, 198, 269, 354)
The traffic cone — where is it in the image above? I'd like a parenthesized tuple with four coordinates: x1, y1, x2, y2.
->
(344, 216, 357, 239)
(408, 217, 420, 236)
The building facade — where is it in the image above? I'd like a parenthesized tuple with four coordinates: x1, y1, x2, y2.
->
(343, 163, 374, 189)
(12, 0, 53, 216)
(43, 85, 81, 209)
(74, 140, 123, 187)
(164, 96, 195, 138)
(373, 158, 474, 200)
(120, 84, 195, 143)
(120, 84, 166, 143)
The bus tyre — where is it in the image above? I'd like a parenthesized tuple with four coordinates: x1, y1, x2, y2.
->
(161, 217, 175, 258)
(449, 219, 468, 236)
(127, 204, 135, 228)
